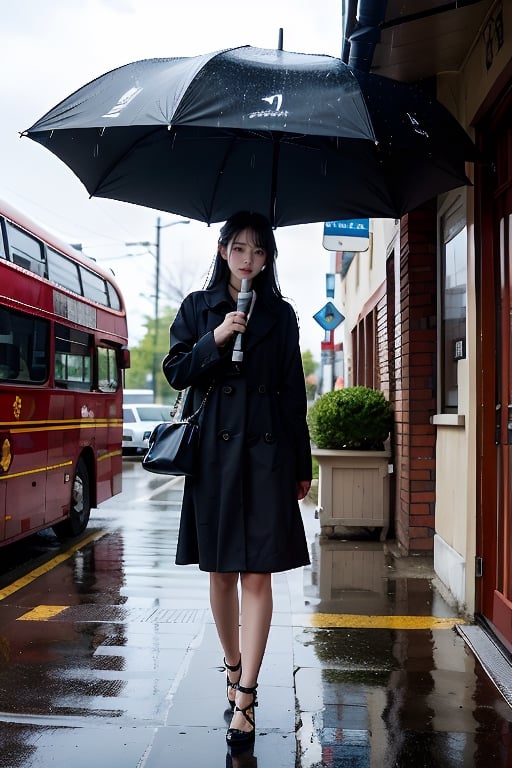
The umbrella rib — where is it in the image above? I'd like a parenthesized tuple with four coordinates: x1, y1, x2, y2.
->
(205, 132, 238, 225)
(88, 126, 164, 198)
(269, 134, 280, 229)
(204, 128, 282, 226)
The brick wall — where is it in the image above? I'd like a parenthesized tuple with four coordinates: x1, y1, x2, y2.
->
(392, 203, 437, 553)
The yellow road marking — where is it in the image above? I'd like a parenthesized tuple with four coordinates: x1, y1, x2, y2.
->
(0, 461, 73, 481)
(307, 613, 466, 629)
(18, 605, 68, 621)
(14, 606, 467, 627)
(0, 529, 107, 602)
(0, 419, 122, 428)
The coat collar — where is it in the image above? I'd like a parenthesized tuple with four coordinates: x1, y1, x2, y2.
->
(204, 282, 233, 310)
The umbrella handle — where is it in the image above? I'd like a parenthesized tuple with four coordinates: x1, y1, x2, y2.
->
(232, 278, 253, 362)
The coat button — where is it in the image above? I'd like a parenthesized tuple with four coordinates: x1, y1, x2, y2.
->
(218, 430, 231, 441)
(263, 432, 275, 444)
(258, 384, 266, 394)
(222, 385, 234, 395)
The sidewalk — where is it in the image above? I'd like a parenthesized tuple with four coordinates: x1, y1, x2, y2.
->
(3, 473, 510, 768)
(152, 497, 512, 767)
(290, 500, 512, 768)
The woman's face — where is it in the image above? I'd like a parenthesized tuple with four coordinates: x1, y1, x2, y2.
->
(220, 227, 267, 287)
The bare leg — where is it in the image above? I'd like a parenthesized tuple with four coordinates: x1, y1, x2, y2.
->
(210, 572, 241, 701)
(230, 572, 273, 732)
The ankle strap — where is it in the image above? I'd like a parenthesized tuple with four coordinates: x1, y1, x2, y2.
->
(224, 656, 242, 672)
(237, 683, 258, 695)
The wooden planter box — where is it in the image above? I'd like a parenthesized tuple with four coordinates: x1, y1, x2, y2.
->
(312, 448, 392, 540)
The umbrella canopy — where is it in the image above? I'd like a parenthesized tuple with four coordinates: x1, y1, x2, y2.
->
(24, 45, 475, 227)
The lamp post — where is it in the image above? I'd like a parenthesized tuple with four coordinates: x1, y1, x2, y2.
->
(126, 216, 189, 398)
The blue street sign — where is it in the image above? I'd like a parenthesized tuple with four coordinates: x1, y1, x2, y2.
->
(322, 218, 370, 252)
(313, 301, 345, 331)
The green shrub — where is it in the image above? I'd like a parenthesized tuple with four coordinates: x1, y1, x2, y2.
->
(307, 386, 393, 450)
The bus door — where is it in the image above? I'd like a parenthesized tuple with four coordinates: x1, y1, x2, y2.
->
(43, 324, 93, 526)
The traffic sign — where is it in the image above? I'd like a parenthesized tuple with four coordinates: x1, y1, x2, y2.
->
(313, 301, 345, 331)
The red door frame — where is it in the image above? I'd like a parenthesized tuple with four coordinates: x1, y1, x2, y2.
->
(476, 92, 512, 651)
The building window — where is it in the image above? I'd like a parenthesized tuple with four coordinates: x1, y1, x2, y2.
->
(352, 308, 377, 388)
(439, 196, 467, 413)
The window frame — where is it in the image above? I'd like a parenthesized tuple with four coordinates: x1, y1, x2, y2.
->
(437, 192, 468, 414)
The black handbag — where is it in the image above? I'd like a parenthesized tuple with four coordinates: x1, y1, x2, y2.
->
(142, 385, 212, 476)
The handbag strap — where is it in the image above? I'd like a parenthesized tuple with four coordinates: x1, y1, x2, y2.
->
(170, 390, 183, 419)
(171, 383, 214, 423)
(187, 383, 214, 423)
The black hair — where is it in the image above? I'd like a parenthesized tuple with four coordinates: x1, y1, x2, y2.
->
(205, 211, 282, 302)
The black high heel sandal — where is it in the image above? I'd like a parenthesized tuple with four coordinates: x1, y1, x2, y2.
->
(226, 683, 258, 749)
(224, 656, 242, 710)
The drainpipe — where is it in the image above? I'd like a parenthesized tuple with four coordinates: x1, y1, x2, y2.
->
(343, 0, 388, 71)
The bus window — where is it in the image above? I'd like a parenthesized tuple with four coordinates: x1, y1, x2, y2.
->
(0, 219, 6, 259)
(0, 343, 19, 379)
(80, 266, 109, 306)
(98, 347, 119, 392)
(0, 306, 49, 383)
(5, 221, 46, 277)
(106, 281, 122, 311)
(47, 247, 81, 294)
(55, 324, 92, 390)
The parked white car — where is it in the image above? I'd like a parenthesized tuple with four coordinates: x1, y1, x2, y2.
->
(122, 403, 172, 455)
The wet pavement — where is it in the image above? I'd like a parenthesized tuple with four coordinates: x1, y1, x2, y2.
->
(0, 460, 511, 767)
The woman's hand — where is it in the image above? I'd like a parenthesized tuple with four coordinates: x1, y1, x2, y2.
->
(296, 480, 311, 500)
(214, 311, 247, 347)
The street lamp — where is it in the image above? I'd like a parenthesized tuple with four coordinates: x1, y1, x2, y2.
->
(126, 216, 190, 397)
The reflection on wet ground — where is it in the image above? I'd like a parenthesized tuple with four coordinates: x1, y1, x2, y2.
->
(0, 464, 510, 767)
(294, 523, 512, 767)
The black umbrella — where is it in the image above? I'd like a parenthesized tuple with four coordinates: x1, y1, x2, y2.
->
(23, 45, 475, 227)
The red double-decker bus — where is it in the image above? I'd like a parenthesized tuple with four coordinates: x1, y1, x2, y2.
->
(0, 199, 130, 546)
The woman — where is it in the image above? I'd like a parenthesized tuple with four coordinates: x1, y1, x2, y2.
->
(163, 211, 311, 749)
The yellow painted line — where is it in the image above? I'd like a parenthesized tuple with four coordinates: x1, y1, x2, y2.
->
(0, 460, 73, 481)
(1, 453, 121, 481)
(0, 419, 122, 428)
(18, 605, 68, 621)
(307, 613, 466, 630)
(11, 422, 121, 434)
(97, 449, 122, 462)
(0, 529, 107, 602)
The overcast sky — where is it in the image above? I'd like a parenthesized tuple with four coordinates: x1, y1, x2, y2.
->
(0, 0, 344, 356)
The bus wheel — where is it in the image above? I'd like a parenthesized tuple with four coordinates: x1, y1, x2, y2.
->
(53, 458, 91, 539)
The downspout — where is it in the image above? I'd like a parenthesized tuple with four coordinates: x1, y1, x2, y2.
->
(343, 0, 388, 71)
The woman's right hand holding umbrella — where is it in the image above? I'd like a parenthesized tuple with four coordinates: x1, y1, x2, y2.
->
(214, 311, 247, 348)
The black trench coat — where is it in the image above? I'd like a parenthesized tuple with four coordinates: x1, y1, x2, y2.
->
(162, 282, 312, 573)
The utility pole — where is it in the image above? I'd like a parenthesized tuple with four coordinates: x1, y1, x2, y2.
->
(152, 218, 190, 399)
(126, 217, 189, 400)
(154, 217, 161, 397)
